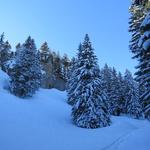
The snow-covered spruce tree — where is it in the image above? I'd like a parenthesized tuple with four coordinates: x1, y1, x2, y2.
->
(10, 36, 42, 97)
(117, 72, 126, 114)
(66, 57, 76, 94)
(109, 68, 121, 116)
(0, 41, 12, 72)
(100, 64, 112, 95)
(100, 64, 113, 111)
(124, 70, 144, 119)
(136, 13, 150, 119)
(67, 44, 83, 105)
(129, 1, 146, 55)
(71, 34, 111, 128)
(0, 33, 5, 69)
(101, 66, 126, 115)
(129, 0, 150, 105)
(0, 33, 12, 72)
(0, 33, 6, 67)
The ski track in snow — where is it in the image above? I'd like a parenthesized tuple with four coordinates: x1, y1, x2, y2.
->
(101, 119, 149, 150)
(101, 128, 137, 150)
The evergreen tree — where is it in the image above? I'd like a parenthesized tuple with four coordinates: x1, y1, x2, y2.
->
(66, 57, 76, 92)
(101, 65, 127, 115)
(133, 0, 149, 7)
(124, 70, 144, 119)
(15, 43, 21, 56)
(62, 54, 70, 81)
(67, 44, 83, 105)
(129, 0, 150, 74)
(40, 42, 50, 63)
(136, 13, 150, 119)
(117, 72, 126, 113)
(0, 40, 11, 72)
(129, 1, 145, 55)
(0, 33, 5, 68)
(67, 57, 76, 80)
(100, 64, 113, 111)
(10, 36, 42, 97)
(109, 68, 121, 116)
(39, 42, 51, 80)
(129, 0, 150, 120)
(53, 52, 63, 79)
(0, 33, 4, 52)
(71, 34, 111, 128)
(101, 64, 112, 95)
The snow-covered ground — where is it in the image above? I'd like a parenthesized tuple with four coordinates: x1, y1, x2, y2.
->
(0, 70, 149, 150)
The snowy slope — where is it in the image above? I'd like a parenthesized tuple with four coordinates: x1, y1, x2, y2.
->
(0, 70, 149, 150)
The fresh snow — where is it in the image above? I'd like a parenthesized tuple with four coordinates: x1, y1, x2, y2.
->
(141, 12, 150, 27)
(143, 39, 150, 50)
(0, 70, 149, 150)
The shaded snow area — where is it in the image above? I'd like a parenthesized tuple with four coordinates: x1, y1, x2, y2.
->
(0, 70, 149, 150)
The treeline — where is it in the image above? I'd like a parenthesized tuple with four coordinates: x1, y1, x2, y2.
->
(39, 42, 70, 90)
(40, 42, 70, 81)
(0, 34, 71, 91)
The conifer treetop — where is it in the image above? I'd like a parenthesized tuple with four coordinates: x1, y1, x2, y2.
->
(0, 32, 4, 43)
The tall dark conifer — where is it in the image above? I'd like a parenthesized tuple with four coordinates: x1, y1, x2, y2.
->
(129, 1, 145, 55)
(62, 54, 70, 81)
(124, 70, 144, 119)
(0, 40, 11, 72)
(136, 13, 150, 119)
(100, 64, 113, 112)
(40, 42, 50, 63)
(109, 68, 121, 116)
(0, 33, 12, 72)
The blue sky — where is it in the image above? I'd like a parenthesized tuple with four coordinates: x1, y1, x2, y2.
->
(0, 0, 136, 74)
